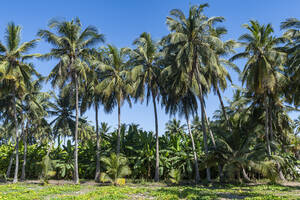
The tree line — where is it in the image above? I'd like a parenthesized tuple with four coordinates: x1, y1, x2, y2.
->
(0, 4, 299, 184)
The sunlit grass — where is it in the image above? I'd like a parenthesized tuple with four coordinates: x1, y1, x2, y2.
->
(0, 182, 299, 200)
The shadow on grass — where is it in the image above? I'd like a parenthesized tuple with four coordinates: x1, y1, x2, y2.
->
(153, 187, 287, 200)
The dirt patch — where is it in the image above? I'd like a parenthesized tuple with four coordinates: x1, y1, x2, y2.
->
(20, 179, 101, 186)
(127, 192, 155, 200)
(45, 185, 95, 200)
(281, 181, 300, 187)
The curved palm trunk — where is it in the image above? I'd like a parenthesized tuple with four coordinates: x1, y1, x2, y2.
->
(277, 162, 286, 181)
(94, 103, 101, 182)
(242, 166, 251, 182)
(74, 74, 79, 184)
(13, 94, 19, 183)
(21, 121, 27, 180)
(116, 101, 121, 155)
(6, 147, 15, 178)
(152, 93, 159, 182)
(185, 110, 200, 183)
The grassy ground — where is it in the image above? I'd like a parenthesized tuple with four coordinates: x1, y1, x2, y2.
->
(0, 181, 299, 200)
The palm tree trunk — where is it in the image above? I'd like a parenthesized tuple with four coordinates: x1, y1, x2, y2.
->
(265, 96, 271, 156)
(216, 88, 231, 129)
(268, 98, 286, 181)
(277, 163, 286, 181)
(94, 103, 101, 182)
(74, 73, 79, 184)
(185, 110, 200, 183)
(242, 166, 251, 182)
(152, 93, 159, 182)
(6, 147, 15, 178)
(116, 101, 121, 155)
(200, 97, 211, 182)
(203, 108, 223, 181)
(194, 56, 211, 182)
(203, 109, 216, 147)
(21, 121, 27, 180)
(13, 94, 19, 183)
(268, 98, 273, 142)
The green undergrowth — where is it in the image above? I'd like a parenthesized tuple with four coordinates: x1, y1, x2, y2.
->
(0, 182, 299, 200)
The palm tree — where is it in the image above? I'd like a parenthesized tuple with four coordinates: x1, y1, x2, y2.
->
(161, 61, 200, 182)
(49, 93, 75, 143)
(230, 20, 286, 156)
(0, 23, 40, 183)
(163, 4, 224, 182)
(129, 32, 162, 181)
(38, 18, 104, 184)
(165, 119, 186, 138)
(96, 45, 132, 155)
(21, 79, 51, 180)
(281, 18, 300, 108)
(80, 49, 105, 181)
(230, 21, 287, 181)
(100, 153, 131, 185)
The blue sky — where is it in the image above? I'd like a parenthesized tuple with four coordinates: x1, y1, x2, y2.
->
(0, 0, 299, 134)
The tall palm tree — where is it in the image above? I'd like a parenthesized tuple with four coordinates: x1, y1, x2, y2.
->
(0, 23, 40, 183)
(81, 48, 114, 181)
(163, 4, 224, 182)
(38, 18, 104, 184)
(129, 32, 162, 181)
(96, 45, 132, 155)
(231, 21, 287, 181)
(281, 18, 300, 108)
(230, 20, 287, 156)
(161, 58, 201, 183)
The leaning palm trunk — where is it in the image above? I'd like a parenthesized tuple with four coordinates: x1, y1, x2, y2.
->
(74, 74, 79, 184)
(185, 110, 200, 183)
(116, 101, 121, 155)
(21, 121, 27, 180)
(94, 103, 101, 182)
(277, 163, 286, 181)
(152, 93, 160, 182)
(6, 147, 15, 178)
(203, 109, 216, 147)
(242, 166, 251, 182)
(13, 94, 19, 183)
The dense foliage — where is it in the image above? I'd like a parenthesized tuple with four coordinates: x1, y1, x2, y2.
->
(0, 3, 299, 185)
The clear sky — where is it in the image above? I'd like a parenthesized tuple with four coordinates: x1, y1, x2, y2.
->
(0, 0, 299, 134)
